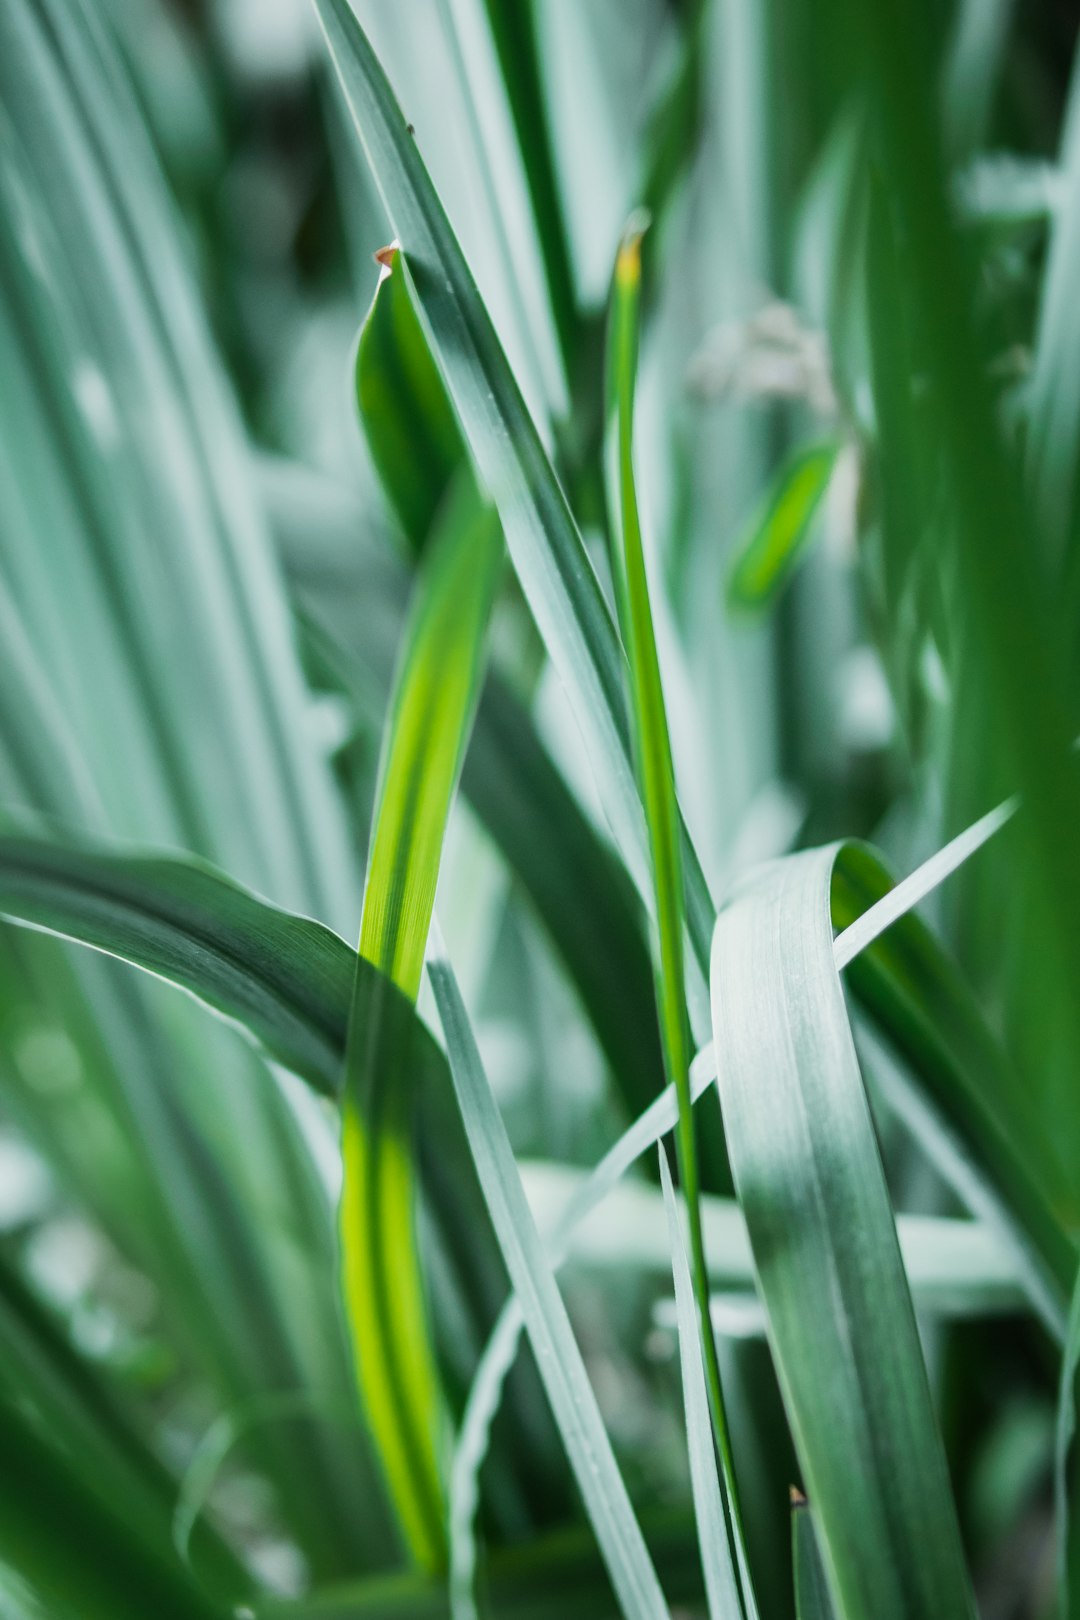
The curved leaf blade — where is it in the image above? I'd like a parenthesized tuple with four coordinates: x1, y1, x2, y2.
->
(710, 846, 976, 1620)
(310, 0, 716, 983)
(342, 472, 502, 1569)
(0, 827, 354, 1096)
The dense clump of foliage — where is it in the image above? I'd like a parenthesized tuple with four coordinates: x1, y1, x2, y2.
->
(1, 1, 1079, 1616)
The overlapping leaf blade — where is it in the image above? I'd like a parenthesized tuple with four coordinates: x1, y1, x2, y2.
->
(427, 933, 671, 1620)
(311, 0, 715, 984)
(710, 846, 976, 1620)
(341, 456, 502, 1568)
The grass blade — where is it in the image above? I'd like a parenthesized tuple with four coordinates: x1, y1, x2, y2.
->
(790, 1496, 837, 1620)
(710, 846, 976, 1620)
(276, 471, 666, 1120)
(0, 828, 358, 1097)
(311, 0, 715, 984)
(605, 216, 749, 1597)
(657, 1145, 747, 1620)
(355, 254, 471, 557)
(342, 469, 502, 1568)
(427, 929, 672, 1620)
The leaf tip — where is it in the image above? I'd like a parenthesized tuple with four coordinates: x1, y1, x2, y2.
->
(616, 209, 652, 288)
(373, 241, 401, 278)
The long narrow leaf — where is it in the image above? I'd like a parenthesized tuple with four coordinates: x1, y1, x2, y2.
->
(710, 846, 976, 1620)
(341, 467, 502, 1568)
(310, 0, 716, 987)
(727, 440, 841, 614)
(605, 216, 747, 1592)
(0, 828, 356, 1097)
(791, 1497, 837, 1620)
(657, 1146, 746, 1620)
(355, 256, 470, 557)
(427, 929, 672, 1620)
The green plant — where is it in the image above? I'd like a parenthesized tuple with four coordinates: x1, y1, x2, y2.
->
(1, 0, 1079, 1617)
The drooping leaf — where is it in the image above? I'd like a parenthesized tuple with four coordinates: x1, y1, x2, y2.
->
(0, 827, 356, 1098)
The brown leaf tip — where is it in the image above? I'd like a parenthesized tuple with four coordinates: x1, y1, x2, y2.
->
(789, 1485, 808, 1509)
(373, 244, 399, 271)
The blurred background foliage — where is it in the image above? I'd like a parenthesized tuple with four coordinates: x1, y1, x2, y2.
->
(2, 0, 1080, 1616)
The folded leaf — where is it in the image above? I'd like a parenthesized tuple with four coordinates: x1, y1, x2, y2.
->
(710, 846, 976, 1620)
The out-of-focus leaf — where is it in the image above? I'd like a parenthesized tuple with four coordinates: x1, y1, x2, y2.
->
(710, 846, 976, 1620)
(521, 1160, 1026, 1322)
(941, 0, 1016, 160)
(341, 472, 502, 1569)
(1055, 1273, 1080, 1620)
(257, 1509, 705, 1620)
(1027, 48, 1080, 573)
(846, 0, 1080, 1208)
(0, 1247, 247, 1601)
(727, 440, 841, 613)
(0, 1394, 226, 1620)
